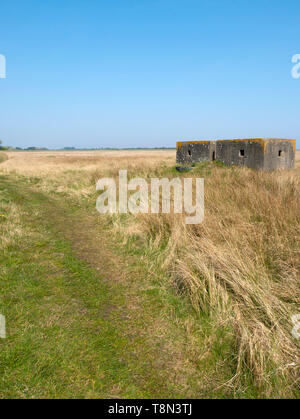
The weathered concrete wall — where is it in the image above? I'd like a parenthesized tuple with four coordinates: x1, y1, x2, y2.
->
(176, 141, 213, 164)
(176, 139, 296, 170)
(216, 140, 264, 170)
(264, 140, 295, 170)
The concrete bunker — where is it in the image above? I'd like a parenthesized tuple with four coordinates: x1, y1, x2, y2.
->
(176, 138, 296, 170)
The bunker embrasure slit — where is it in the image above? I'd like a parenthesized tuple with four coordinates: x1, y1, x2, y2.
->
(240, 149, 245, 157)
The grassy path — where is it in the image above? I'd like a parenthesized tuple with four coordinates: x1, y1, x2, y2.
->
(0, 175, 224, 399)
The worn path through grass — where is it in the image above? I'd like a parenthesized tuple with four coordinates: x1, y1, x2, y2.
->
(0, 174, 235, 399)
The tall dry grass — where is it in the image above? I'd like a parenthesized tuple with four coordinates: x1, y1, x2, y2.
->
(1, 149, 299, 396)
(0, 150, 175, 175)
(131, 165, 300, 396)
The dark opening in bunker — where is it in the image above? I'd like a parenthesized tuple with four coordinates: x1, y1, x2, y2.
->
(278, 150, 284, 157)
(240, 149, 245, 157)
(212, 151, 216, 161)
(188, 149, 191, 156)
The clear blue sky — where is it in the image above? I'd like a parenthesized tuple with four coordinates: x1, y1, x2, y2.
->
(0, 0, 299, 149)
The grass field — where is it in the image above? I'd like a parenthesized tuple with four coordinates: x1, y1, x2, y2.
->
(0, 153, 8, 164)
(0, 150, 299, 398)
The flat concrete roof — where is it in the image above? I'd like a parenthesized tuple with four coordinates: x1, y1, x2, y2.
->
(177, 138, 296, 152)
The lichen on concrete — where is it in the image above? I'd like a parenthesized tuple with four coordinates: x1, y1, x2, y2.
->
(176, 139, 295, 170)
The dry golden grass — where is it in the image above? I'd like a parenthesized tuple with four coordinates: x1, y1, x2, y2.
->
(296, 150, 300, 167)
(133, 155, 300, 397)
(1, 149, 299, 397)
(0, 201, 30, 251)
(155, 168, 299, 396)
(2, 150, 175, 174)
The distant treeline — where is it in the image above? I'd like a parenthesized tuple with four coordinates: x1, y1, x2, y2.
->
(0, 146, 49, 151)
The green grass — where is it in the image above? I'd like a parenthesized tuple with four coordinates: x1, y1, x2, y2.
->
(0, 174, 246, 398)
(0, 185, 134, 397)
(1, 149, 299, 399)
(0, 153, 8, 164)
